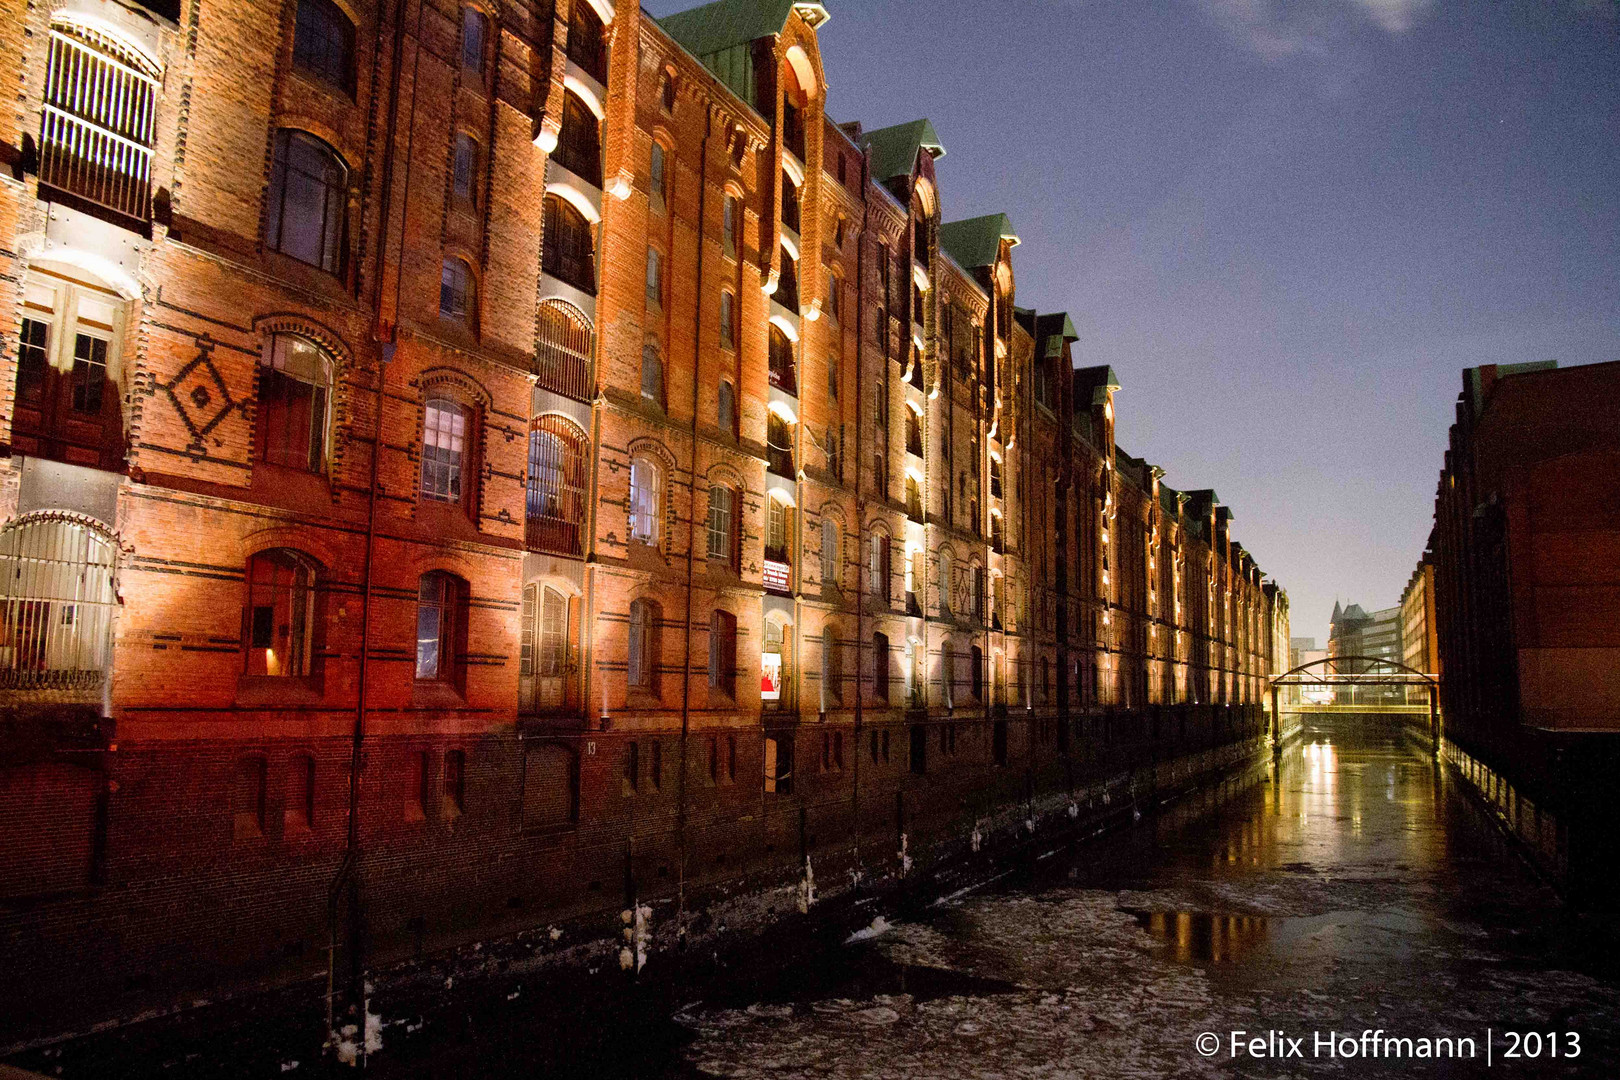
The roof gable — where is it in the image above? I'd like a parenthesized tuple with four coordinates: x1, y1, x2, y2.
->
(939, 212, 1018, 269)
(860, 118, 945, 183)
(658, 0, 829, 107)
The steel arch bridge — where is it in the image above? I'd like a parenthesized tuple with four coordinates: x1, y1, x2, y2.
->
(1266, 655, 1441, 752)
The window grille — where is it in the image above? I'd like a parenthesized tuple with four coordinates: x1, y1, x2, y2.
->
(534, 299, 592, 398)
(39, 21, 159, 221)
(526, 416, 586, 555)
(0, 514, 118, 692)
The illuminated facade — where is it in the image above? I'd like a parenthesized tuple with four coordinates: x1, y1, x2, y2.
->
(0, 0, 1286, 1036)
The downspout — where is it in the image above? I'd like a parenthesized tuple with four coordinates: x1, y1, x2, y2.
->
(849, 147, 868, 868)
(674, 104, 713, 928)
(330, 0, 423, 1044)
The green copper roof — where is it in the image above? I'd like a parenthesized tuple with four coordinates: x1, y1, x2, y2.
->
(1073, 364, 1120, 404)
(939, 212, 1018, 269)
(861, 119, 945, 183)
(657, 0, 829, 108)
(659, 0, 826, 56)
(1034, 312, 1078, 358)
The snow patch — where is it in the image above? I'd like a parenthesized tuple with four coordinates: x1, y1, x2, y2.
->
(844, 916, 894, 944)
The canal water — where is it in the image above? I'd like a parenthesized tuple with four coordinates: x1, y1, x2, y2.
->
(18, 723, 1620, 1078)
(666, 723, 1620, 1079)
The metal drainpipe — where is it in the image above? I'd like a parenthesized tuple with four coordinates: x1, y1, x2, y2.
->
(674, 104, 712, 929)
(329, 0, 424, 1046)
(849, 147, 868, 869)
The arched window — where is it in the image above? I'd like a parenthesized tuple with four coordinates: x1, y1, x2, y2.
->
(820, 518, 839, 590)
(462, 6, 490, 77)
(971, 645, 984, 701)
(542, 196, 596, 296)
(628, 454, 660, 543)
(286, 754, 316, 830)
(557, 91, 601, 185)
(869, 531, 891, 603)
(442, 749, 466, 817)
(777, 250, 800, 310)
(708, 609, 737, 697)
(440, 257, 475, 322)
(421, 397, 472, 504)
(766, 410, 793, 477)
(974, 566, 987, 622)
(640, 343, 664, 407)
(940, 636, 955, 708)
(718, 380, 736, 433)
(627, 598, 659, 690)
(719, 290, 735, 350)
(659, 72, 675, 113)
(452, 132, 479, 208)
(566, 0, 607, 83)
(0, 514, 118, 692)
(258, 333, 333, 473)
(768, 324, 795, 392)
(244, 548, 318, 678)
(645, 249, 664, 309)
(706, 484, 735, 563)
(39, 18, 159, 221)
(526, 416, 587, 555)
(293, 0, 356, 94)
(820, 624, 840, 708)
(723, 194, 739, 257)
(266, 130, 347, 273)
(235, 756, 268, 839)
(520, 583, 575, 711)
(649, 142, 667, 206)
(416, 571, 467, 683)
(905, 403, 923, 456)
(764, 495, 791, 566)
(872, 631, 890, 702)
(939, 549, 954, 615)
(781, 170, 800, 232)
(905, 474, 922, 519)
(535, 299, 592, 398)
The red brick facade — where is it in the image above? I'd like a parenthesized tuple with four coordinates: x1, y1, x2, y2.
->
(0, 0, 1287, 1040)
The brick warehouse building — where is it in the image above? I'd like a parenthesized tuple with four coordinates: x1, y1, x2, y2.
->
(1429, 361, 1620, 904)
(0, 0, 1287, 1040)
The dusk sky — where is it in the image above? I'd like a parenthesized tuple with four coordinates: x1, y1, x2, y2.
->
(647, 0, 1620, 643)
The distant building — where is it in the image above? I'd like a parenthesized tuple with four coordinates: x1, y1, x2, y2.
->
(1430, 360, 1620, 902)
(1401, 555, 1439, 702)
(1286, 637, 1329, 704)
(1328, 601, 1402, 703)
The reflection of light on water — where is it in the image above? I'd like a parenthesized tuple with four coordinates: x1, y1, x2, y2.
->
(1136, 910, 1270, 965)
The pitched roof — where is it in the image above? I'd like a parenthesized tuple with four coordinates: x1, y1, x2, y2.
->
(860, 119, 945, 183)
(657, 0, 829, 106)
(1072, 364, 1120, 404)
(1034, 311, 1078, 358)
(938, 212, 1017, 269)
(658, 0, 825, 58)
